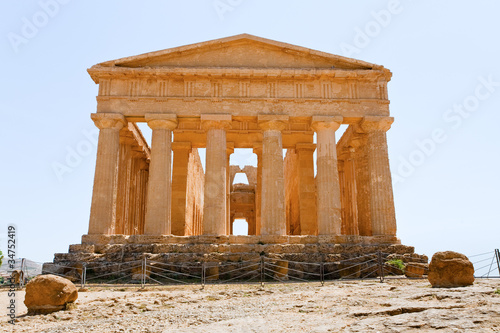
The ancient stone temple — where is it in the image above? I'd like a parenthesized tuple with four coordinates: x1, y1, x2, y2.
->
(48, 34, 423, 276)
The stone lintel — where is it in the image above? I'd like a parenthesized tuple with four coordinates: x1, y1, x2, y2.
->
(171, 141, 192, 150)
(295, 143, 316, 152)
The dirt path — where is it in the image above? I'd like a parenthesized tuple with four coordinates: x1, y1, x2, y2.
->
(0, 279, 499, 332)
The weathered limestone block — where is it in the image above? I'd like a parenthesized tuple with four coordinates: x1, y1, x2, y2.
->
(95, 244, 124, 254)
(280, 244, 306, 253)
(63, 263, 84, 282)
(428, 251, 474, 288)
(228, 235, 260, 244)
(405, 262, 428, 278)
(54, 253, 96, 262)
(195, 235, 231, 244)
(384, 263, 404, 276)
(205, 262, 220, 281)
(131, 266, 150, 281)
(258, 235, 289, 244)
(69, 244, 95, 253)
(273, 260, 289, 280)
(288, 236, 319, 244)
(123, 244, 154, 253)
(229, 244, 255, 253)
(24, 275, 78, 315)
(338, 262, 361, 279)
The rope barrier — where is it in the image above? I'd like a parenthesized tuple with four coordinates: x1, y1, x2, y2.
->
(468, 251, 493, 258)
(17, 249, 500, 288)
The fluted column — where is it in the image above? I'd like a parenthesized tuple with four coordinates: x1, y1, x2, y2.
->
(202, 114, 232, 235)
(360, 116, 397, 236)
(343, 147, 359, 235)
(171, 142, 192, 236)
(253, 143, 262, 235)
(226, 143, 234, 235)
(296, 143, 318, 235)
(258, 115, 288, 235)
(144, 114, 178, 235)
(88, 113, 126, 235)
(311, 115, 343, 235)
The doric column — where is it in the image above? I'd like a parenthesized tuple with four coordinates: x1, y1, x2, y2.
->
(144, 114, 178, 235)
(342, 147, 359, 235)
(296, 143, 318, 235)
(353, 136, 372, 236)
(202, 114, 232, 235)
(170, 142, 192, 236)
(258, 115, 288, 236)
(226, 143, 234, 235)
(253, 143, 262, 235)
(359, 116, 397, 236)
(311, 115, 343, 235)
(88, 113, 126, 235)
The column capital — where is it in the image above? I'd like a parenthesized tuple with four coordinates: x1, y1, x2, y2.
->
(91, 113, 126, 130)
(145, 113, 178, 130)
(258, 115, 288, 131)
(310, 115, 343, 132)
(359, 116, 393, 133)
(339, 146, 356, 160)
(201, 114, 232, 130)
(295, 143, 316, 152)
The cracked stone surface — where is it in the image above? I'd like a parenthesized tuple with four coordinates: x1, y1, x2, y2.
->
(0, 279, 499, 332)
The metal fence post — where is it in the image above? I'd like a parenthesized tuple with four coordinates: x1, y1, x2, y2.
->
(81, 263, 87, 289)
(320, 262, 324, 286)
(377, 251, 384, 283)
(19, 258, 26, 289)
(141, 256, 146, 288)
(260, 256, 264, 287)
(201, 262, 206, 288)
(495, 249, 500, 277)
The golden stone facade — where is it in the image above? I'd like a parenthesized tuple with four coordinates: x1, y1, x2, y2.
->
(83, 34, 399, 245)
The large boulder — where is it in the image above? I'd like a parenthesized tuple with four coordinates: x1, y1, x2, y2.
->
(24, 274, 78, 314)
(428, 251, 474, 288)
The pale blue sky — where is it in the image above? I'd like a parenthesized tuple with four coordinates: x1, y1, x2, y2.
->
(1, 1, 499, 267)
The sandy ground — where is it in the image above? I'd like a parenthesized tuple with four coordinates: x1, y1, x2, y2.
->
(0, 278, 499, 332)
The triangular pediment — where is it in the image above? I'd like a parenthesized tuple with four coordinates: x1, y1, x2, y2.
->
(92, 34, 383, 71)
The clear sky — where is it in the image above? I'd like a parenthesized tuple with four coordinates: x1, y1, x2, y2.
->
(1, 1, 499, 268)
